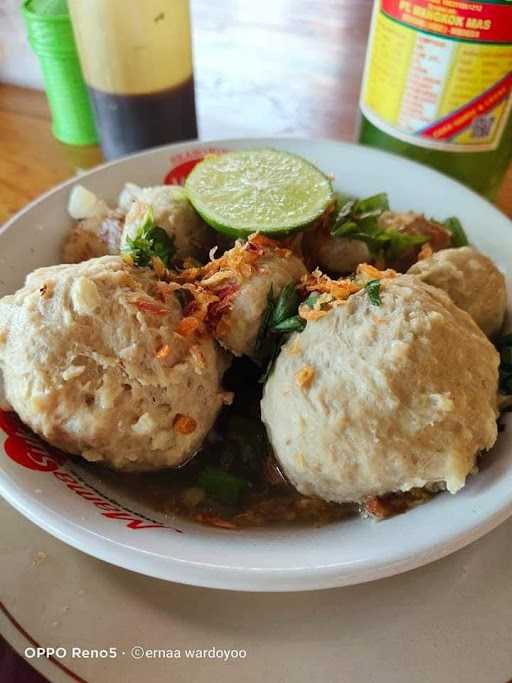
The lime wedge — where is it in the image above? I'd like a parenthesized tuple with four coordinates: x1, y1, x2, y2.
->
(185, 148, 333, 238)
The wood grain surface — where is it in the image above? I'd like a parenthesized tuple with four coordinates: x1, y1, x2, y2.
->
(1, 0, 508, 225)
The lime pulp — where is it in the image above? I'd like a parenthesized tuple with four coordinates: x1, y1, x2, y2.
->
(185, 148, 334, 238)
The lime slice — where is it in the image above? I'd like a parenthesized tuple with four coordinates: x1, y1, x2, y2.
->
(185, 148, 333, 238)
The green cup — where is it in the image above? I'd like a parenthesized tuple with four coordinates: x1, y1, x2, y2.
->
(22, 0, 98, 146)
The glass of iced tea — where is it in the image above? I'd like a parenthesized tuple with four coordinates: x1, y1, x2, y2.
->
(68, 0, 198, 160)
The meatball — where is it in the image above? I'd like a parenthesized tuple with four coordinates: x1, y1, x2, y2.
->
(261, 276, 499, 503)
(206, 238, 307, 357)
(304, 211, 451, 275)
(303, 229, 370, 274)
(119, 183, 213, 261)
(63, 185, 124, 263)
(408, 246, 506, 338)
(0, 256, 229, 471)
(378, 211, 452, 271)
(378, 211, 451, 250)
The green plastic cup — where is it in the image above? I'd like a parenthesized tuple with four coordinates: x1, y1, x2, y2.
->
(22, 0, 98, 146)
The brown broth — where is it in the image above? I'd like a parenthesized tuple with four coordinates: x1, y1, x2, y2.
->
(88, 464, 354, 529)
(73, 358, 435, 530)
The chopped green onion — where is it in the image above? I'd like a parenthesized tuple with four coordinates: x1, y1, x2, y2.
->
(254, 288, 276, 359)
(376, 230, 429, 258)
(443, 217, 469, 247)
(258, 341, 282, 384)
(272, 315, 306, 333)
(331, 220, 360, 237)
(198, 466, 250, 506)
(353, 192, 389, 215)
(303, 292, 321, 309)
(329, 192, 434, 260)
(366, 279, 382, 306)
(272, 283, 300, 327)
(123, 207, 176, 268)
(255, 284, 308, 382)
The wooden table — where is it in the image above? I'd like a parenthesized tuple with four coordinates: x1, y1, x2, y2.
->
(1, 0, 510, 225)
(0, 1, 512, 681)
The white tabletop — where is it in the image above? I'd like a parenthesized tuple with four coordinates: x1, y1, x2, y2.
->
(1, 497, 512, 683)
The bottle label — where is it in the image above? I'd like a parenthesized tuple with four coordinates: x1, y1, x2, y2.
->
(360, 0, 512, 152)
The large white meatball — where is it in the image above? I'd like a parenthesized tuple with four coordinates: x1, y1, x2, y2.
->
(408, 246, 506, 337)
(120, 183, 213, 261)
(0, 256, 229, 471)
(261, 276, 499, 503)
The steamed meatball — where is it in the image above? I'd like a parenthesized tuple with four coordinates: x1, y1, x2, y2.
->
(0, 256, 229, 471)
(305, 211, 451, 275)
(408, 246, 506, 338)
(120, 183, 213, 261)
(303, 230, 370, 274)
(378, 211, 451, 252)
(209, 241, 307, 357)
(377, 212, 452, 271)
(63, 186, 124, 263)
(261, 276, 499, 503)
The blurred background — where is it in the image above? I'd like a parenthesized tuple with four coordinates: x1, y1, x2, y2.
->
(1, 0, 43, 88)
(0, 0, 371, 138)
(0, 0, 375, 221)
(1, 0, 511, 222)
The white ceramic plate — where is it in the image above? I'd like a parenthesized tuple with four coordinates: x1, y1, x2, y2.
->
(1, 138, 511, 592)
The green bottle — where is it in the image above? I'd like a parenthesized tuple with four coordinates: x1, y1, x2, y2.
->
(358, 0, 512, 199)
